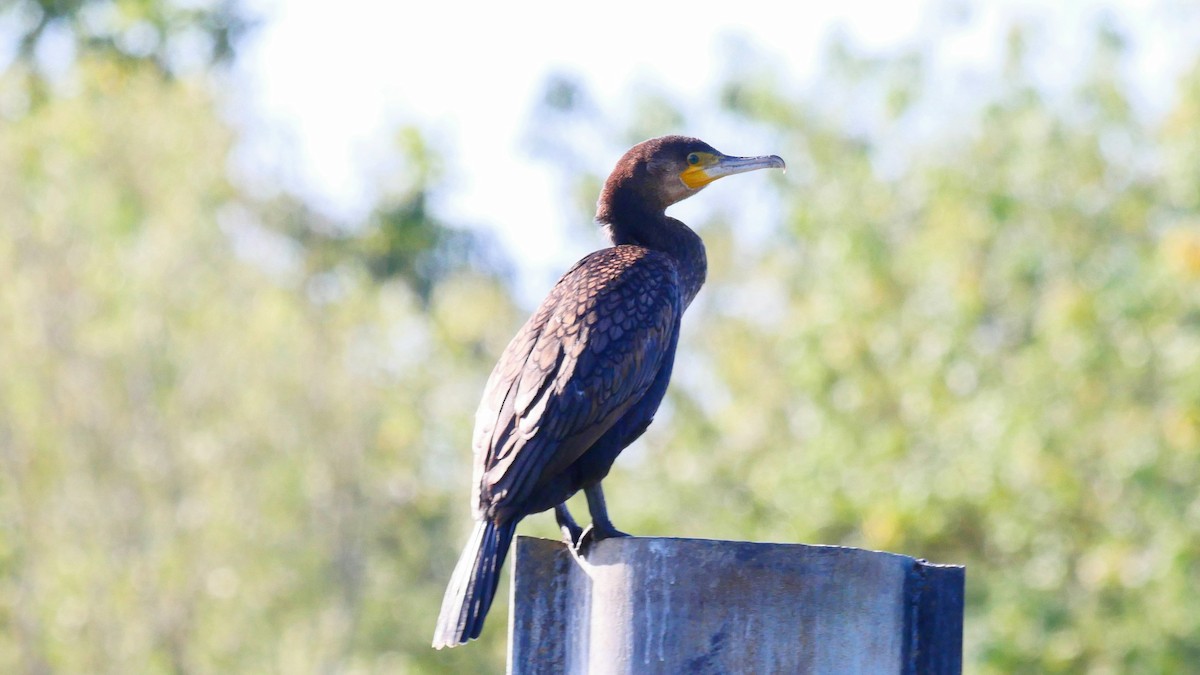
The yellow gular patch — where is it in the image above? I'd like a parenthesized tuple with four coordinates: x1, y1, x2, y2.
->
(680, 152, 717, 189)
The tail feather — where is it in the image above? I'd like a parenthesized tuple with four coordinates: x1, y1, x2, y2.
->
(432, 519, 518, 649)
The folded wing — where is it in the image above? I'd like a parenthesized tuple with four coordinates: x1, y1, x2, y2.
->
(470, 247, 681, 519)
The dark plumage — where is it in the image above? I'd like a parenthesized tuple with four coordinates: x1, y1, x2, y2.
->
(432, 136, 785, 649)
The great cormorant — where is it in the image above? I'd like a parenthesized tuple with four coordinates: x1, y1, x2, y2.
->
(432, 136, 785, 649)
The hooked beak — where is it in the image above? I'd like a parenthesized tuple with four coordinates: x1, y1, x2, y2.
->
(680, 153, 787, 189)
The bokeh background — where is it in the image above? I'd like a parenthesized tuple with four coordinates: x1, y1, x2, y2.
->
(3, 0, 1200, 672)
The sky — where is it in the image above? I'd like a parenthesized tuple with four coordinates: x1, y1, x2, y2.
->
(228, 0, 1198, 300)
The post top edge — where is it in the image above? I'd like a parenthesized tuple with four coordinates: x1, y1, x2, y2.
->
(514, 534, 963, 569)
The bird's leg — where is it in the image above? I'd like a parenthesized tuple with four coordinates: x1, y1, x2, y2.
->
(555, 503, 584, 547)
(578, 483, 630, 550)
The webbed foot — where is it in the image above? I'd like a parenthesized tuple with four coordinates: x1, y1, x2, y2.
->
(573, 521, 631, 555)
(554, 503, 584, 547)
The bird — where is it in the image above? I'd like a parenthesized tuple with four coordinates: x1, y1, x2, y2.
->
(432, 135, 785, 649)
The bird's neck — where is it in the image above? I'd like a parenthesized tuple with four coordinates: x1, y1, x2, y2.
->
(599, 205, 708, 309)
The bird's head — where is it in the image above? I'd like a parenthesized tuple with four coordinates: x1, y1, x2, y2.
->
(596, 135, 786, 222)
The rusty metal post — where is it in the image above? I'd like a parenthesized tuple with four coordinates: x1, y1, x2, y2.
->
(507, 536, 963, 674)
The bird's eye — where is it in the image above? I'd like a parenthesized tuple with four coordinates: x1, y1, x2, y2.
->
(687, 153, 700, 166)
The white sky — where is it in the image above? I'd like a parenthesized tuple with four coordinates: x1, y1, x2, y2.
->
(228, 0, 1197, 300)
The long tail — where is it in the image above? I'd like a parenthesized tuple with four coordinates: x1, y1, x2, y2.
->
(432, 519, 518, 649)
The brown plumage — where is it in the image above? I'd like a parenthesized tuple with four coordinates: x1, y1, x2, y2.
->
(433, 136, 785, 649)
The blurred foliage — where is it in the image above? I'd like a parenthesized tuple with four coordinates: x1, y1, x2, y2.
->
(270, 128, 511, 306)
(558, 24, 1200, 675)
(3, 6, 1200, 675)
(0, 0, 252, 78)
(0, 57, 516, 672)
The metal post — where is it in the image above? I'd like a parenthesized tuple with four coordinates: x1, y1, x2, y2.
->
(508, 536, 963, 674)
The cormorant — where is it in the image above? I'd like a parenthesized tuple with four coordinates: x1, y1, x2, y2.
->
(432, 136, 785, 649)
